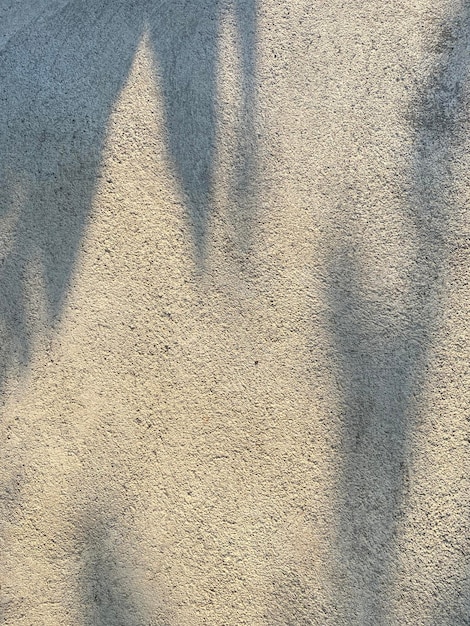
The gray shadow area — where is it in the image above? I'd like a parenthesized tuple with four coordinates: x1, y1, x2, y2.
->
(79, 513, 171, 626)
(0, 0, 258, 392)
(328, 5, 470, 624)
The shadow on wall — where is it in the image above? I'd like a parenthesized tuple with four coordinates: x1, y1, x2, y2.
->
(79, 512, 171, 626)
(327, 4, 469, 624)
(0, 0, 257, 392)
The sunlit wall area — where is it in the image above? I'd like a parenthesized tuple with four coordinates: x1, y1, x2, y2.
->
(0, 1, 468, 625)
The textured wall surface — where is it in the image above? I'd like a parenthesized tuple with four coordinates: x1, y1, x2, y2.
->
(0, 1, 469, 624)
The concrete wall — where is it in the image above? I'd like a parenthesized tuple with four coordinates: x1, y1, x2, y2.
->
(0, 1, 468, 624)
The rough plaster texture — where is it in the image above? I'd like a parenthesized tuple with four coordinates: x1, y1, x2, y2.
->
(0, 1, 469, 624)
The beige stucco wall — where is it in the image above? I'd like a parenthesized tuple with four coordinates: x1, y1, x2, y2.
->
(0, 1, 468, 624)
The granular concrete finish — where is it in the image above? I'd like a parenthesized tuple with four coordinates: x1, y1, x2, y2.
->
(0, 1, 468, 624)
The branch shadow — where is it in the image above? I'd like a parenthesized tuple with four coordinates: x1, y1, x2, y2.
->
(327, 5, 470, 623)
(0, 0, 258, 393)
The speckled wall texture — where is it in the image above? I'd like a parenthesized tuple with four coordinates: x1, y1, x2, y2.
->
(0, 1, 468, 624)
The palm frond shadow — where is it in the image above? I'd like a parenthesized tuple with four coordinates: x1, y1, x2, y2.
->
(0, 0, 258, 393)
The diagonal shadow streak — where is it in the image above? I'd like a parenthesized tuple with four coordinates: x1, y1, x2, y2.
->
(327, 6, 470, 624)
(0, 0, 258, 394)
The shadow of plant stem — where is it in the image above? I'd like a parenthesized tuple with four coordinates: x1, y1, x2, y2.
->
(226, 0, 259, 259)
(328, 5, 469, 624)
